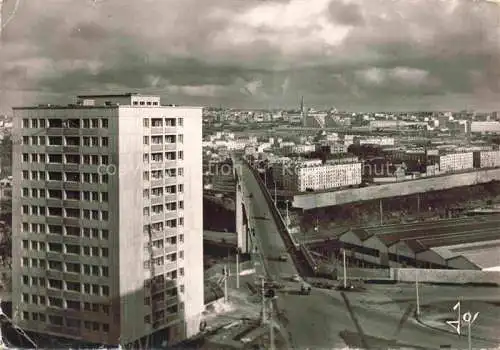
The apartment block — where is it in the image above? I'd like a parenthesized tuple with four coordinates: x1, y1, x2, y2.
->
(474, 150, 500, 168)
(272, 159, 362, 192)
(428, 152, 474, 173)
(11, 93, 204, 346)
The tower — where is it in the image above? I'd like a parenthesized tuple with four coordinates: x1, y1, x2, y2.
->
(11, 93, 204, 346)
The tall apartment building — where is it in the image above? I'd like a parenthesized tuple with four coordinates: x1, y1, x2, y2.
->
(11, 93, 204, 346)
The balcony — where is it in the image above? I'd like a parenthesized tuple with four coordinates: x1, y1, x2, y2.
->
(151, 247, 164, 258)
(46, 288, 64, 298)
(46, 250, 63, 259)
(46, 216, 63, 225)
(46, 198, 63, 207)
(63, 163, 80, 172)
(166, 295, 177, 306)
(164, 261, 177, 272)
(63, 146, 80, 153)
(63, 182, 81, 191)
(46, 145, 64, 153)
(62, 273, 82, 283)
(63, 200, 81, 208)
(164, 143, 177, 151)
(46, 128, 63, 136)
(152, 162, 166, 170)
(164, 127, 176, 134)
(150, 213, 164, 223)
(153, 299, 166, 310)
(63, 218, 80, 226)
(150, 230, 164, 241)
(164, 244, 177, 254)
(164, 194, 177, 202)
(62, 128, 80, 136)
(62, 235, 81, 245)
(150, 196, 163, 205)
(164, 160, 177, 168)
(164, 211, 177, 220)
(151, 144, 163, 152)
(164, 228, 178, 237)
(151, 127, 164, 135)
(46, 269, 63, 279)
(151, 178, 164, 186)
(164, 177, 177, 186)
(46, 163, 63, 172)
(63, 254, 82, 263)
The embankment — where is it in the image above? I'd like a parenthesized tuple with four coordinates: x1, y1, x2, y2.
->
(293, 168, 500, 209)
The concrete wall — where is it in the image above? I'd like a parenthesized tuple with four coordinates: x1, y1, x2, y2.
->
(118, 107, 145, 344)
(392, 268, 500, 284)
(293, 168, 500, 209)
(180, 108, 205, 339)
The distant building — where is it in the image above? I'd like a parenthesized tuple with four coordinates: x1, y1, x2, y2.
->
(471, 121, 500, 134)
(474, 150, 500, 168)
(428, 152, 474, 173)
(272, 158, 362, 192)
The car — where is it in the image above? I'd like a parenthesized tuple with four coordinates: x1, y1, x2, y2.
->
(278, 254, 288, 262)
(291, 274, 301, 282)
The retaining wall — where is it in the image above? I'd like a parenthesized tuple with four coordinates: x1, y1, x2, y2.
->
(392, 268, 500, 284)
(293, 168, 500, 209)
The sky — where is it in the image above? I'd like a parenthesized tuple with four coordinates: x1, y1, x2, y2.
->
(0, 0, 499, 113)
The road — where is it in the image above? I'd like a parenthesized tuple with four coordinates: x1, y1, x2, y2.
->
(239, 162, 298, 280)
(238, 160, 500, 349)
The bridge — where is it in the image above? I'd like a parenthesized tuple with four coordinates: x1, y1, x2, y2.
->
(231, 155, 317, 276)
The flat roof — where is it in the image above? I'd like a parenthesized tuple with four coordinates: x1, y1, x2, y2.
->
(12, 104, 203, 110)
(77, 93, 139, 98)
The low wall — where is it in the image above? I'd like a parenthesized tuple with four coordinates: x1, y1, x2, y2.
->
(317, 264, 391, 280)
(293, 168, 500, 209)
(392, 268, 500, 285)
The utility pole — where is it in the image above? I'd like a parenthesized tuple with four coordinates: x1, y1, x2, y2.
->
(224, 265, 228, 303)
(415, 269, 420, 317)
(261, 277, 267, 324)
(285, 200, 290, 227)
(274, 181, 277, 204)
(343, 248, 347, 289)
(379, 199, 383, 225)
(417, 193, 421, 215)
(269, 300, 275, 350)
(236, 249, 240, 289)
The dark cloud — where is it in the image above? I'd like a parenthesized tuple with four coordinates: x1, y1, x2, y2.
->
(328, 1, 364, 26)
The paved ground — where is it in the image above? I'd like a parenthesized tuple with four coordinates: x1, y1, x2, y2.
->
(238, 160, 500, 349)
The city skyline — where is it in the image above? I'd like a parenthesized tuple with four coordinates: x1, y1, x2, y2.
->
(1, 0, 500, 115)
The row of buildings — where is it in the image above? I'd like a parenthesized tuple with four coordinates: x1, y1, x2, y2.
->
(314, 215, 500, 271)
(10, 93, 204, 347)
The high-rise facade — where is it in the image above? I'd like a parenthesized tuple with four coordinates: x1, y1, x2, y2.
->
(11, 93, 204, 346)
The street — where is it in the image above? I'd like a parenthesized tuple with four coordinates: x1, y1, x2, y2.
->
(238, 160, 500, 349)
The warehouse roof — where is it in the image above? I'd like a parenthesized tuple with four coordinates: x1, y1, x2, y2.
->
(350, 215, 500, 249)
(432, 240, 500, 270)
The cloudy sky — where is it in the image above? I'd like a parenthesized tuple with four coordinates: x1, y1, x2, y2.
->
(0, 0, 499, 113)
